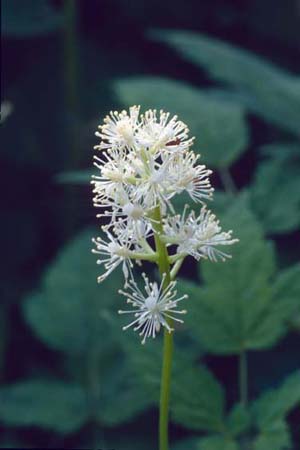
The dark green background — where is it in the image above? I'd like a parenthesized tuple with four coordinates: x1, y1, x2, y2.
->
(1, 1, 300, 449)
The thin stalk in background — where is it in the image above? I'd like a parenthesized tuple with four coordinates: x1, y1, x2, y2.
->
(152, 205, 174, 450)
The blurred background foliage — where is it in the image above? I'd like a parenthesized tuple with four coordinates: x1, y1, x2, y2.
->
(1, 0, 300, 449)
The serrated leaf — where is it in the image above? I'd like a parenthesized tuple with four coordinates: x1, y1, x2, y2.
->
(121, 335, 162, 398)
(251, 144, 300, 234)
(96, 357, 154, 426)
(252, 371, 300, 429)
(114, 77, 249, 168)
(23, 229, 123, 356)
(272, 263, 300, 327)
(0, 380, 89, 433)
(251, 374, 297, 449)
(2, 0, 63, 37)
(198, 435, 239, 450)
(121, 331, 201, 404)
(252, 419, 292, 450)
(22, 229, 153, 427)
(151, 30, 300, 135)
(180, 196, 293, 354)
(171, 363, 225, 432)
(121, 330, 223, 432)
(227, 403, 251, 437)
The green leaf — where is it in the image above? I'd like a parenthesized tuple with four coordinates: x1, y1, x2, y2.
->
(171, 363, 225, 432)
(173, 437, 201, 450)
(252, 370, 300, 429)
(272, 263, 300, 326)
(260, 142, 300, 160)
(0, 380, 89, 433)
(151, 30, 300, 135)
(23, 229, 123, 356)
(104, 435, 154, 450)
(114, 77, 249, 168)
(180, 195, 292, 354)
(22, 230, 153, 426)
(252, 419, 292, 450)
(252, 370, 299, 449)
(172, 190, 233, 217)
(250, 143, 300, 234)
(197, 435, 239, 450)
(226, 403, 251, 437)
(121, 336, 162, 398)
(121, 330, 223, 432)
(121, 331, 201, 402)
(2, 0, 63, 37)
(96, 357, 154, 426)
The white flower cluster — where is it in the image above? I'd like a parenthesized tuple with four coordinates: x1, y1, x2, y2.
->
(92, 106, 238, 343)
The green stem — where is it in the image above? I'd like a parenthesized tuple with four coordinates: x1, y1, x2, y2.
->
(159, 328, 174, 450)
(170, 258, 184, 281)
(130, 251, 157, 262)
(239, 348, 248, 406)
(151, 206, 173, 450)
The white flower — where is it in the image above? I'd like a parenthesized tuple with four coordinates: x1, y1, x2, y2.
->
(92, 231, 135, 283)
(93, 107, 214, 214)
(136, 109, 194, 153)
(95, 106, 140, 150)
(122, 201, 145, 221)
(94, 147, 136, 183)
(118, 273, 188, 344)
(168, 151, 214, 202)
(130, 152, 175, 210)
(112, 217, 153, 244)
(91, 147, 136, 209)
(163, 206, 238, 262)
(92, 222, 157, 283)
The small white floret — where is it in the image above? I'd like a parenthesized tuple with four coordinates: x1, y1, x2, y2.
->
(118, 273, 188, 344)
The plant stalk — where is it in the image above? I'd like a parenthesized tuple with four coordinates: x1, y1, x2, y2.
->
(151, 205, 173, 450)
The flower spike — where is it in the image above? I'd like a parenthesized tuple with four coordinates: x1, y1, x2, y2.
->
(92, 106, 238, 341)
